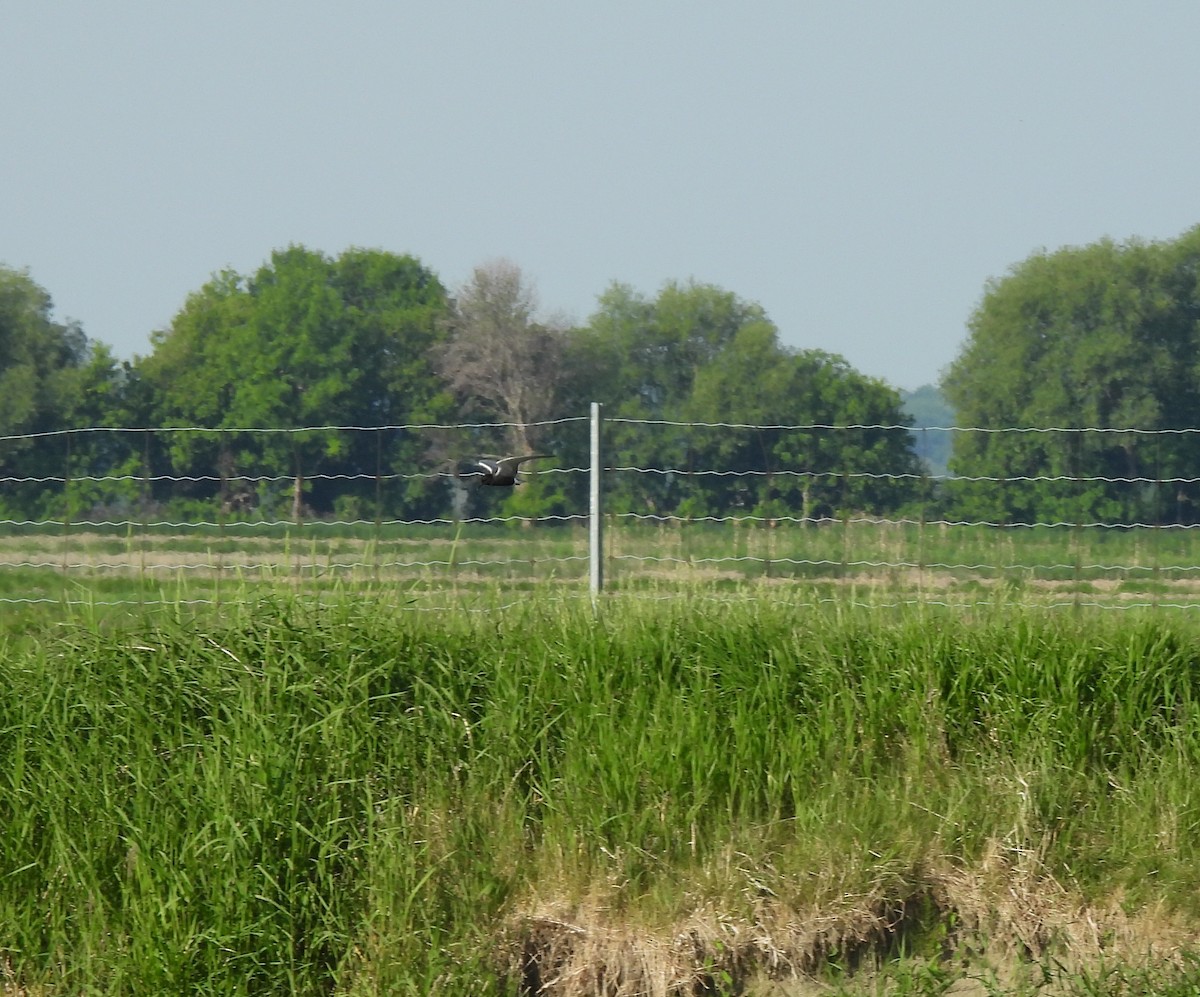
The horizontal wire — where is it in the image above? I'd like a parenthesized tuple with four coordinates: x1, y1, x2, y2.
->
(0, 556, 589, 571)
(1, 593, 1195, 613)
(609, 466, 1200, 484)
(0, 468, 579, 485)
(603, 419, 1200, 434)
(6, 555, 1194, 573)
(0, 515, 587, 529)
(607, 554, 1197, 573)
(0, 417, 588, 443)
(610, 513, 1200, 529)
(0, 514, 1192, 531)
(0, 595, 540, 613)
(7, 557, 1182, 574)
(2, 465, 1195, 484)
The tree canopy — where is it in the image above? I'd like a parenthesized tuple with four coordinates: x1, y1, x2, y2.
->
(0, 266, 108, 436)
(942, 226, 1200, 524)
(573, 280, 922, 519)
(0, 253, 926, 522)
(0, 267, 131, 517)
(137, 246, 453, 518)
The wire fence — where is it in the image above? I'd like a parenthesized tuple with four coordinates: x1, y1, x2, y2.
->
(3, 413, 1200, 611)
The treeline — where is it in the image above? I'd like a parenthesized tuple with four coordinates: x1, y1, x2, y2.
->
(0, 249, 923, 523)
(6, 224, 1200, 526)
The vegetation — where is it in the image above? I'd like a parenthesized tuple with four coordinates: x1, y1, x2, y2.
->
(11, 223, 1200, 528)
(0, 267, 129, 517)
(136, 246, 455, 520)
(0, 257, 923, 525)
(6, 517, 1200, 608)
(1, 594, 1200, 994)
(10, 222, 1200, 996)
(943, 225, 1200, 525)
(569, 280, 923, 521)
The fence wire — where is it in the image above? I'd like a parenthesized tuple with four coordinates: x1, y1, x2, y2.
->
(1, 418, 1199, 611)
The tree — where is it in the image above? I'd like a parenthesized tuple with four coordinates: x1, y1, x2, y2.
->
(571, 280, 777, 515)
(577, 279, 769, 419)
(942, 227, 1200, 524)
(687, 328, 922, 519)
(0, 267, 127, 518)
(0, 266, 92, 435)
(138, 246, 454, 519)
(571, 279, 922, 518)
(436, 260, 567, 456)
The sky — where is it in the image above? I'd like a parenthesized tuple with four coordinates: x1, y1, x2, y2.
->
(4, 3, 1200, 393)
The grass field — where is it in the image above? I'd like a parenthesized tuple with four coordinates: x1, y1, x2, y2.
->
(5, 517, 1200, 611)
(2, 576, 1200, 995)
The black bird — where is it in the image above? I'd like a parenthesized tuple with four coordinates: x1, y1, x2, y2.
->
(458, 454, 554, 487)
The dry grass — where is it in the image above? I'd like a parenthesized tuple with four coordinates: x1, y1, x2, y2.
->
(507, 845, 1197, 996)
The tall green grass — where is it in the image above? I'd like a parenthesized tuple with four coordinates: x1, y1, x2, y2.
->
(1, 595, 1199, 993)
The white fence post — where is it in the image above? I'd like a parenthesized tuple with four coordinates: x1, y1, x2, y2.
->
(589, 402, 603, 599)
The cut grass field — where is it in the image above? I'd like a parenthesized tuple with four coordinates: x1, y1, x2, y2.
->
(1, 587, 1200, 994)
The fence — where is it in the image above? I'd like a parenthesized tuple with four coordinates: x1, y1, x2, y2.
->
(4, 406, 1200, 611)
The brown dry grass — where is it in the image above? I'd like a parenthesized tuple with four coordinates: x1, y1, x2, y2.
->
(504, 841, 1196, 997)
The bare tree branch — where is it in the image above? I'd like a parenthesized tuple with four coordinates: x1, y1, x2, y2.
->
(437, 259, 566, 453)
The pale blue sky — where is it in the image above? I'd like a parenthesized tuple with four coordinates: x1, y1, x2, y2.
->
(4, 2, 1199, 392)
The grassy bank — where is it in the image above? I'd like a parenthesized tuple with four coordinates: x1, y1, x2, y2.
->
(1, 596, 1199, 994)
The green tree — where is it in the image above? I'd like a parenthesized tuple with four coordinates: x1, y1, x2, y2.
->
(0, 267, 129, 518)
(570, 280, 775, 516)
(687, 327, 922, 519)
(578, 279, 768, 419)
(942, 227, 1200, 524)
(0, 266, 92, 435)
(570, 279, 922, 518)
(138, 246, 453, 519)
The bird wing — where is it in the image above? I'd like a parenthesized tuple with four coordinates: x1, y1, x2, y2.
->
(495, 454, 553, 475)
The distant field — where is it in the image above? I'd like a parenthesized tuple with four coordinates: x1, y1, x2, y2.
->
(2, 592, 1200, 994)
(3, 518, 1200, 611)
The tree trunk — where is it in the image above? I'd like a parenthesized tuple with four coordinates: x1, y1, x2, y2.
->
(292, 474, 304, 522)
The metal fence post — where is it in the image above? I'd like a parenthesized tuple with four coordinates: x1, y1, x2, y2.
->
(589, 402, 603, 600)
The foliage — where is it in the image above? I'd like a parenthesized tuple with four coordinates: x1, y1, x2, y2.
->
(0, 258, 926, 524)
(2, 597, 1200, 992)
(136, 246, 454, 519)
(0, 266, 92, 436)
(942, 227, 1200, 525)
(0, 267, 135, 519)
(574, 280, 924, 517)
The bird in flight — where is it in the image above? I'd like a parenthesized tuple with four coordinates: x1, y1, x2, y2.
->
(454, 454, 554, 487)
